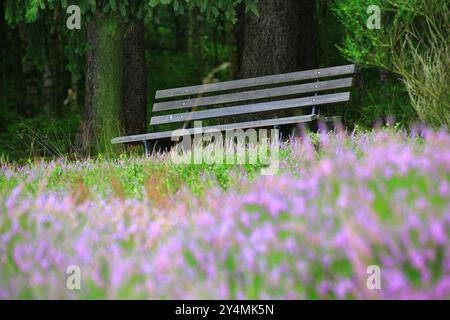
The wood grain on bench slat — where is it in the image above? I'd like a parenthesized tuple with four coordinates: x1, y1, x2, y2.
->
(155, 64, 355, 99)
(112, 114, 319, 144)
(152, 78, 353, 112)
(150, 92, 350, 125)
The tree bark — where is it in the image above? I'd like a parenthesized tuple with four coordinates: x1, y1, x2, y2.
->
(187, 7, 204, 74)
(173, 10, 185, 53)
(238, 0, 318, 79)
(76, 18, 97, 154)
(236, 0, 318, 134)
(234, 3, 246, 77)
(122, 19, 147, 137)
(77, 11, 124, 155)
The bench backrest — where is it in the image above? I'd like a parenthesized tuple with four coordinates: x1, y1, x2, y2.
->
(150, 64, 355, 134)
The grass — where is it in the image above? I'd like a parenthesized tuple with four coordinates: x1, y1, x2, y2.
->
(0, 151, 272, 201)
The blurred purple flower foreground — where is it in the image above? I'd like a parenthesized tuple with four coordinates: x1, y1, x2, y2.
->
(1, 128, 449, 299)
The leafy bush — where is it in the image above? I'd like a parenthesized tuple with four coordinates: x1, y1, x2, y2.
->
(332, 0, 450, 128)
(344, 69, 415, 128)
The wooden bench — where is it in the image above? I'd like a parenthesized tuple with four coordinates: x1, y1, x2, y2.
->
(111, 64, 356, 156)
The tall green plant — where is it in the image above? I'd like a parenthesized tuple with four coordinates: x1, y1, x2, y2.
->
(331, 0, 450, 128)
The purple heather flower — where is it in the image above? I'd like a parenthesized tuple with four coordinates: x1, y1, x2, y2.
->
(335, 279, 354, 299)
(439, 181, 449, 197)
(430, 221, 447, 245)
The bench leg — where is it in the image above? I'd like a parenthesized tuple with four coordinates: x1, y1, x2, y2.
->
(273, 124, 282, 141)
(143, 140, 150, 158)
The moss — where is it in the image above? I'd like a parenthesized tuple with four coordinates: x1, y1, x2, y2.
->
(93, 12, 124, 154)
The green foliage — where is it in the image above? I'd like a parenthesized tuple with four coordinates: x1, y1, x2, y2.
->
(0, 110, 81, 161)
(3, 0, 253, 86)
(332, 0, 450, 128)
(4, 0, 88, 79)
(344, 69, 415, 128)
(0, 154, 270, 200)
(5, 0, 257, 24)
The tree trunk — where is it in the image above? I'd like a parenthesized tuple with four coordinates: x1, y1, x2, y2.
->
(122, 19, 147, 137)
(76, 19, 97, 154)
(237, 0, 318, 134)
(187, 7, 194, 57)
(77, 11, 124, 155)
(173, 10, 185, 53)
(238, 0, 318, 79)
(49, 27, 69, 115)
(187, 7, 204, 74)
(234, 3, 246, 77)
(43, 14, 68, 115)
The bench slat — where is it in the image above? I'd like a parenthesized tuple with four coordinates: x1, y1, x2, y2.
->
(153, 78, 353, 112)
(150, 92, 350, 125)
(155, 64, 355, 100)
(111, 114, 319, 144)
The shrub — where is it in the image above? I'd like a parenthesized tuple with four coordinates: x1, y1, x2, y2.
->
(332, 0, 450, 128)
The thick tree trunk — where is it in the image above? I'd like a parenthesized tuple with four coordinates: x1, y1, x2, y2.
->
(76, 19, 97, 154)
(237, 0, 318, 134)
(238, 0, 318, 78)
(77, 12, 124, 155)
(122, 19, 147, 136)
